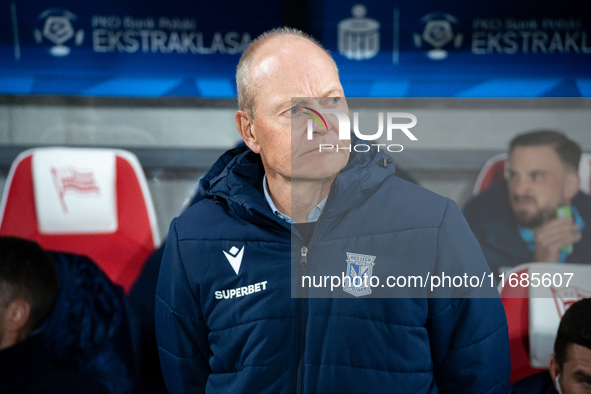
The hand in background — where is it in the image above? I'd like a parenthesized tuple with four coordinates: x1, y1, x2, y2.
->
(534, 218, 581, 262)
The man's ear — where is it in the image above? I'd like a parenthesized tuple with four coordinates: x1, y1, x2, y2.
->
(564, 171, 580, 203)
(235, 110, 261, 154)
(549, 353, 561, 390)
(0, 299, 30, 349)
(5, 299, 30, 333)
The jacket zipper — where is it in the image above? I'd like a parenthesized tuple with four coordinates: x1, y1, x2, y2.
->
(300, 246, 308, 265)
(295, 182, 337, 394)
(296, 244, 308, 394)
(296, 184, 337, 394)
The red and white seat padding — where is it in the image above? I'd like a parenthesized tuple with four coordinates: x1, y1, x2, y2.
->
(499, 263, 591, 382)
(0, 147, 160, 293)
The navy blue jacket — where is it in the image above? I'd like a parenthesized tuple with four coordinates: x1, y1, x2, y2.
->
(45, 252, 137, 394)
(509, 370, 557, 394)
(0, 333, 109, 394)
(156, 146, 510, 393)
(463, 181, 591, 275)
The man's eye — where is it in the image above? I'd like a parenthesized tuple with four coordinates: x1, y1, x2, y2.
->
(288, 107, 299, 115)
(321, 97, 340, 108)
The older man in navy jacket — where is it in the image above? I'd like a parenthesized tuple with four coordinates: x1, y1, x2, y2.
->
(156, 27, 510, 393)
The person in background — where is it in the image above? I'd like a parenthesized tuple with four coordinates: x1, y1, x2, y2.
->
(464, 130, 591, 276)
(0, 236, 108, 393)
(510, 297, 591, 394)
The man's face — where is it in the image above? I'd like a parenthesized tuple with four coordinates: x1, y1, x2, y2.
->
(553, 344, 591, 394)
(508, 145, 574, 229)
(244, 37, 350, 182)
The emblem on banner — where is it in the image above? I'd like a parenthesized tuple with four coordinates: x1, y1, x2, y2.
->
(343, 252, 376, 297)
(413, 12, 463, 60)
(34, 8, 85, 57)
(338, 4, 380, 61)
(551, 286, 591, 318)
(51, 166, 100, 213)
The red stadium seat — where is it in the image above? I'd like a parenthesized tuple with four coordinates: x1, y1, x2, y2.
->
(472, 153, 507, 195)
(0, 147, 160, 293)
(473, 152, 591, 196)
(499, 265, 545, 383)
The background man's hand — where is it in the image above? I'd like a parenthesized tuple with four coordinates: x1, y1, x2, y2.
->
(534, 218, 581, 262)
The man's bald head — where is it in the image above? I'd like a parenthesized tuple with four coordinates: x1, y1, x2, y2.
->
(236, 27, 337, 119)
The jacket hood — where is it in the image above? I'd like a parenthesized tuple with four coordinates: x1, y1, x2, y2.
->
(198, 138, 398, 223)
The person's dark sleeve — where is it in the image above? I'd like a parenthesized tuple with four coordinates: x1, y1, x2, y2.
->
(428, 200, 510, 393)
(155, 219, 211, 393)
(45, 252, 137, 394)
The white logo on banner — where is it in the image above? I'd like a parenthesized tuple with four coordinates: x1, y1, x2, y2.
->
(471, 16, 591, 55)
(413, 12, 463, 60)
(338, 4, 380, 60)
(91, 15, 251, 54)
(34, 8, 85, 57)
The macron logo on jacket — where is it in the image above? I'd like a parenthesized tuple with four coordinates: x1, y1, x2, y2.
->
(223, 246, 244, 275)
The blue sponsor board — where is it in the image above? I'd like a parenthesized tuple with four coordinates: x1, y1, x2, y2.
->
(0, 1, 282, 97)
(310, 0, 591, 97)
(1, 1, 591, 97)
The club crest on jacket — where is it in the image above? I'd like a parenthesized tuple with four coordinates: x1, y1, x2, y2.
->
(343, 252, 376, 297)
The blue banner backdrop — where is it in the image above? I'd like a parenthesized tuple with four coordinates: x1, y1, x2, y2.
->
(0, 0, 282, 97)
(311, 0, 591, 97)
(1, 1, 591, 97)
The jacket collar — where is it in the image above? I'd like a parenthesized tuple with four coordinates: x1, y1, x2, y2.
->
(200, 139, 397, 226)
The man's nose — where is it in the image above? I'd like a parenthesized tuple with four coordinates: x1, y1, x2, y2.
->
(511, 178, 531, 196)
(306, 116, 328, 138)
(310, 118, 326, 133)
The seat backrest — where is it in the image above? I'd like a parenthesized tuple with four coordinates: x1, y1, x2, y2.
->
(472, 153, 507, 195)
(0, 147, 160, 293)
(579, 153, 591, 195)
(527, 263, 591, 368)
(500, 263, 591, 383)
(499, 264, 544, 383)
(474, 152, 591, 196)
